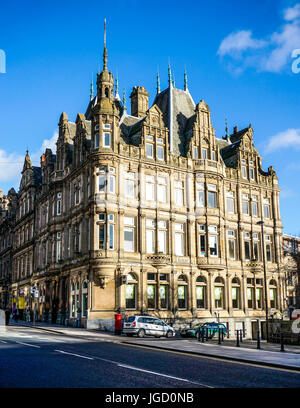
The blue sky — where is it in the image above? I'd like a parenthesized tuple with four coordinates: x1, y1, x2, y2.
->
(0, 0, 299, 234)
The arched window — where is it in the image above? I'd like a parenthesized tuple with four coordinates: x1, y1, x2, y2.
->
(82, 280, 88, 317)
(105, 87, 109, 98)
(126, 273, 137, 310)
(196, 276, 206, 309)
(232, 277, 241, 309)
(269, 279, 277, 309)
(178, 275, 188, 309)
(214, 277, 225, 309)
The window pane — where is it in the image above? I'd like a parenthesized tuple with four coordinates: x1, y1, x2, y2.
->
(109, 224, 114, 250)
(199, 234, 206, 256)
(126, 284, 136, 309)
(252, 202, 258, 216)
(175, 233, 184, 256)
(104, 132, 110, 147)
(157, 184, 166, 202)
(157, 146, 164, 160)
(243, 200, 249, 215)
(227, 197, 234, 213)
(178, 286, 186, 309)
(159, 285, 168, 309)
(175, 188, 183, 206)
(147, 285, 156, 308)
(208, 191, 217, 208)
(146, 183, 154, 201)
(109, 175, 115, 193)
(146, 143, 153, 158)
(158, 230, 166, 254)
(196, 286, 205, 308)
(146, 229, 155, 254)
(125, 180, 134, 198)
(198, 190, 205, 207)
(209, 235, 217, 256)
(228, 239, 235, 259)
(124, 228, 134, 252)
(244, 241, 250, 260)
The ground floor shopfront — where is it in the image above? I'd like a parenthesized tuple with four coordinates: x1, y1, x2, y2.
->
(7, 262, 287, 339)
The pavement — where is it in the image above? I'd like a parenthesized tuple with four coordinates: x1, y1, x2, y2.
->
(6, 320, 300, 372)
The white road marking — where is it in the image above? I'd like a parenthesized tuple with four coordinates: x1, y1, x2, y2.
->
(117, 363, 213, 387)
(0, 340, 7, 343)
(16, 341, 41, 348)
(54, 349, 94, 360)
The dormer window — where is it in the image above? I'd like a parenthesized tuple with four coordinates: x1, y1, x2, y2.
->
(146, 143, 153, 158)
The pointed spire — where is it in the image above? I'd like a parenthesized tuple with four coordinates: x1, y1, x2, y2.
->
(223, 118, 229, 140)
(103, 18, 108, 70)
(184, 65, 188, 91)
(122, 88, 127, 112)
(23, 150, 32, 171)
(90, 73, 94, 101)
(115, 75, 119, 96)
(172, 72, 175, 87)
(168, 59, 172, 86)
(156, 67, 160, 94)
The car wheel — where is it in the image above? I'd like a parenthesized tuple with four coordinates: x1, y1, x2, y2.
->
(126, 333, 133, 337)
(137, 329, 145, 338)
(166, 330, 173, 338)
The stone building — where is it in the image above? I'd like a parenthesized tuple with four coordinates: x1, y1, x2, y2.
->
(1, 31, 286, 338)
(0, 188, 17, 309)
(282, 234, 300, 315)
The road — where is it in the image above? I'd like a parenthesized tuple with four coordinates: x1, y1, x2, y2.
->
(0, 325, 299, 388)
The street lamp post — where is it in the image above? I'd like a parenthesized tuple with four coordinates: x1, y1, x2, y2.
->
(257, 220, 269, 342)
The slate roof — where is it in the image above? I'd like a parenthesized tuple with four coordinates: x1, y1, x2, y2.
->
(153, 87, 196, 156)
(219, 126, 249, 168)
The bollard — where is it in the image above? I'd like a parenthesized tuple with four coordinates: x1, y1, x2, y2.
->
(197, 329, 200, 342)
(218, 328, 221, 345)
(257, 330, 261, 349)
(201, 328, 205, 343)
(221, 330, 224, 342)
(240, 329, 243, 343)
(236, 330, 240, 347)
(206, 327, 209, 341)
(280, 332, 285, 352)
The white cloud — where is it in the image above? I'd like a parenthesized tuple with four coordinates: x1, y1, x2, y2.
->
(0, 131, 58, 186)
(284, 3, 300, 21)
(218, 3, 300, 73)
(217, 30, 267, 57)
(265, 128, 300, 153)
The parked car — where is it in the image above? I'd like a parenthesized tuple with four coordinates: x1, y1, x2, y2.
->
(123, 315, 176, 338)
(180, 322, 228, 338)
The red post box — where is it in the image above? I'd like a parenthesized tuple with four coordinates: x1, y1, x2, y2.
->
(115, 313, 122, 335)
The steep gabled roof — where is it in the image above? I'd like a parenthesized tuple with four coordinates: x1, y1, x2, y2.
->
(152, 87, 196, 156)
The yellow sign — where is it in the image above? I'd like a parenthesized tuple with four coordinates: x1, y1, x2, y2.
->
(18, 296, 24, 310)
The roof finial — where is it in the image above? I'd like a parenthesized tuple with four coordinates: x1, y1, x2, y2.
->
(90, 73, 94, 100)
(115, 74, 119, 95)
(156, 67, 160, 94)
(122, 88, 127, 112)
(103, 18, 108, 70)
(223, 118, 229, 140)
(184, 65, 188, 91)
(168, 59, 172, 86)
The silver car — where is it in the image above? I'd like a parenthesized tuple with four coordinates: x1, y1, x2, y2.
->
(123, 315, 176, 338)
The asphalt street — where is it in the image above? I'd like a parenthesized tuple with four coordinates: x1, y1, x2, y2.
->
(0, 326, 299, 388)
